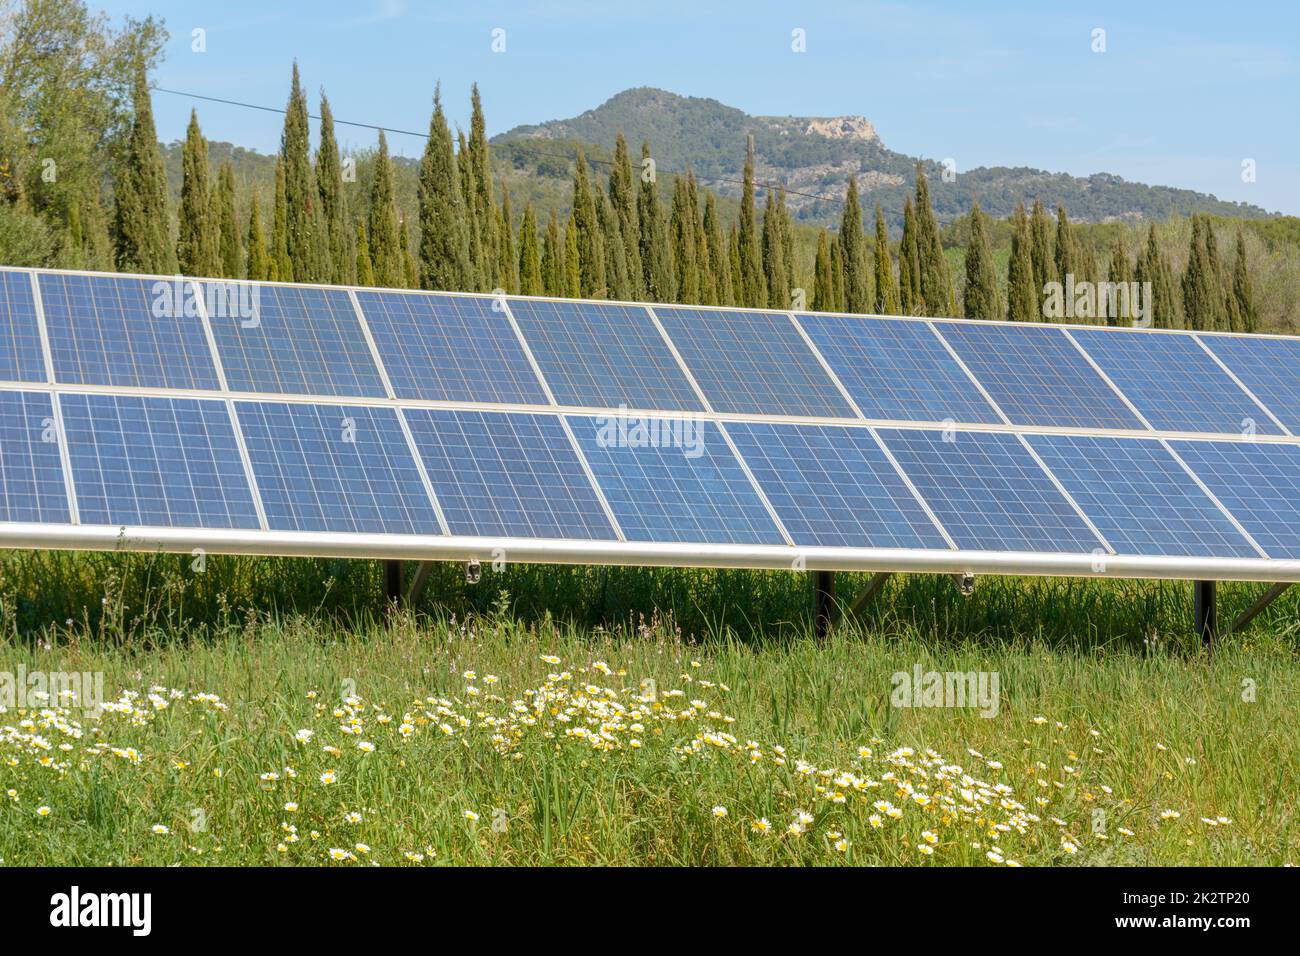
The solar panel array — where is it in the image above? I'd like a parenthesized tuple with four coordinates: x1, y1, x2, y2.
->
(4, 265, 1300, 579)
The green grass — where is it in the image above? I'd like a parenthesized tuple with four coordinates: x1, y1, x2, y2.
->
(0, 551, 1297, 866)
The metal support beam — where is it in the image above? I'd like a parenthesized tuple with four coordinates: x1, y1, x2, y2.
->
(813, 570, 836, 638)
(848, 572, 893, 618)
(1228, 582, 1293, 635)
(383, 559, 405, 606)
(406, 560, 436, 606)
(1193, 580, 1217, 645)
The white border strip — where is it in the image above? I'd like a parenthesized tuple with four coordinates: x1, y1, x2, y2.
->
(28, 274, 78, 524)
(1191, 333, 1292, 437)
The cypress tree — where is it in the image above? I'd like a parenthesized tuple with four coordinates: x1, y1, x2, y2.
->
(728, 225, 743, 308)
(563, 210, 581, 298)
(1182, 214, 1223, 331)
(738, 138, 765, 308)
(270, 157, 291, 282)
(178, 110, 219, 276)
(812, 228, 834, 312)
(1053, 205, 1075, 289)
(898, 197, 921, 314)
(873, 205, 898, 315)
(1104, 238, 1133, 326)
(541, 209, 562, 297)
(703, 191, 732, 306)
(829, 237, 846, 312)
(670, 174, 699, 303)
(368, 130, 403, 288)
(1232, 231, 1256, 333)
(354, 220, 374, 287)
(599, 191, 631, 300)
(763, 188, 790, 309)
(280, 64, 320, 282)
(417, 86, 471, 291)
(113, 65, 175, 274)
(216, 163, 241, 279)
(1006, 201, 1037, 322)
(518, 204, 543, 296)
(1030, 198, 1054, 299)
(609, 132, 643, 298)
(316, 93, 352, 285)
(692, 174, 714, 306)
(497, 185, 518, 293)
(246, 199, 269, 281)
(914, 166, 952, 316)
(779, 187, 796, 303)
(457, 130, 484, 290)
(637, 141, 672, 301)
(1136, 224, 1178, 330)
(399, 219, 418, 289)
(839, 178, 868, 312)
(467, 84, 497, 286)
(571, 151, 606, 297)
(962, 200, 1000, 320)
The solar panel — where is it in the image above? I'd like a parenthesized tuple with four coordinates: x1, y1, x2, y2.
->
(236, 401, 441, 534)
(1069, 327, 1283, 435)
(0, 390, 70, 523)
(935, 322, 1144, 430)
(566, 415, 786, 544)
(1197, 334, 1300, 433)
(60, 394, 260, 529)
(724, 422, 950, 549)
(201, 282, 386, 397)
(403, 409, 617, 539)
(1168, 439, 1300, 559)
(877, 428, 1105, 553)
(796, 313, 1001, 424)
(38, 273, 220, 390)
(0, 270, 46, 383)
(1024, 434, 1258, 558)
(507, 298, 704, 411)
(355, 290, 549, 404)
(653, 306, 856, 417)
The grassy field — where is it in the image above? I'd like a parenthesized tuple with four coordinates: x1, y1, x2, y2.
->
(1, 551, 1297, 866)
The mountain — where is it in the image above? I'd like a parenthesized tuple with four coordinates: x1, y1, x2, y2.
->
(493, 87, 1276, 231)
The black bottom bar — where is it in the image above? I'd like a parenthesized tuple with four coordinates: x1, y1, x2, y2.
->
(1194, 579, 1217, 645)
(813, 570, 836, 638)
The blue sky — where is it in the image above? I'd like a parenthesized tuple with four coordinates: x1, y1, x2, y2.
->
(102, 0, 1300, 214)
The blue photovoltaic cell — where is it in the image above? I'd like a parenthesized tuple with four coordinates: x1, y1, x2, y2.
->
(404, 409, 616, 540)
(0, 270, 46, 383)
(236, 402, 441, 534)
(203, 283, 386, 397)
(507, 299, 703, 411)
(566, 415, 785, 545)
(936, 322, 1144, 429)
(724, 422, 949, 549)
(39, 274, 220, 389)
(1198, 335, 1300, 433)
(1168, 440, 1300, 559)
(1070, 327, 1282, 435)
(877, 429, 1104, 553)
(61, 394, 260, 529)
(1025, 434, 1258, 558)
(0, 391, 69, 523)
(355, 291, 548, 404)
(797, 313, 1001, 424)
(653, 306, 856, 417)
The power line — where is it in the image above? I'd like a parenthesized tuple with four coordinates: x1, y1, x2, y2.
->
(151, 85, 848, 207)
